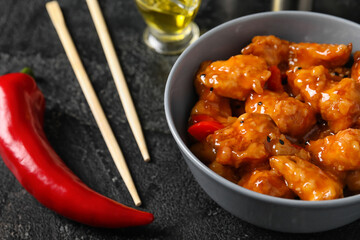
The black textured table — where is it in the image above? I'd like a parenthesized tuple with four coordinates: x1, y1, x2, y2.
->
(1, 0, 360, 239)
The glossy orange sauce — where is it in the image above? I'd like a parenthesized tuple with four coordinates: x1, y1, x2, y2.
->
(188, 35, 360, 200)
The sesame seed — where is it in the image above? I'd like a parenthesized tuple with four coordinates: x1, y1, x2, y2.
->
(279, 139, 284, 145)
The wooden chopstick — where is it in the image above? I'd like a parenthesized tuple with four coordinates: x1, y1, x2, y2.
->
(86, 0, 150, 162)
(46, 1, 142, 206)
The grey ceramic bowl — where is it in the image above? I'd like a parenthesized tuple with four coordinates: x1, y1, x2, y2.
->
(164, 11, 360, 233)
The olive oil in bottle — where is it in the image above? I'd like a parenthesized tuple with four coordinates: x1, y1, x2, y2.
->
(135, 0, 201, 35)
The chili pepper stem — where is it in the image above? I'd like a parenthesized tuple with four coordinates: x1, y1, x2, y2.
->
(21, 67, 34, 78)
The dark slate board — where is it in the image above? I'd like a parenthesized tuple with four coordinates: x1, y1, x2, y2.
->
(1, 0, 360, 239)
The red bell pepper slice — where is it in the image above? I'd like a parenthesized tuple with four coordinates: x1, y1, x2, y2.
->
(188, 120, 224, 141)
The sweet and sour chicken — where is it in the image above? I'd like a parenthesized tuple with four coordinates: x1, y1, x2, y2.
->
(245, 90, 316, 137)
(199, 55, 271, 101)
(188, 35, 360, 201)
(287, 66, 360, 132)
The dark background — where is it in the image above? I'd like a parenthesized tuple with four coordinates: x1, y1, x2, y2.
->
(1, 0, 360, 239)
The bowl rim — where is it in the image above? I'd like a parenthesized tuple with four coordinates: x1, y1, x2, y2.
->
(164, 10, 360, 208)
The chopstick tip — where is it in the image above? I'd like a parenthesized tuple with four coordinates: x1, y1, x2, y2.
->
(135, 200, 142, 207)
(142, 151, 150, 162)
(144, 156, 150, 162)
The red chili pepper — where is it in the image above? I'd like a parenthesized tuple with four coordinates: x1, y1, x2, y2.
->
(188, 117, 224, 141)
(267, 65, 284, 92)
(0, 70, 153, 228)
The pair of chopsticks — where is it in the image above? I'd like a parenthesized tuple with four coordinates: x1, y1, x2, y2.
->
(46, 0, 149, 206)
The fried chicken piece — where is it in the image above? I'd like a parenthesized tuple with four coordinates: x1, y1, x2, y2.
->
(270, 156, 343, 200)
(245, 90, 316, 137)
(288, 66, 360, 132)
(207, 113, 309, 168)
(190, 93, 232, 125)
(306, 129, 360, 171)
(289, 42, 352, 68)
(351, 51, 360, 84)
(208, 161, 239, 183)
(270, 139, 310, 161)
(319, 78, 360, 132)
(238, 169, 295, 199)
(322, 167, 347, 188)
(194, 60, 213, 96)
(286, 65, 331, 109)
(191, 61, 232, 125)
(200, 55, 271, 101)
(190, 139, 240, 183)
(207, 113, 277, 168)
(329, 67, 351, 81)
(190, 141, 216, 165)
(241, 35, 289, 68)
